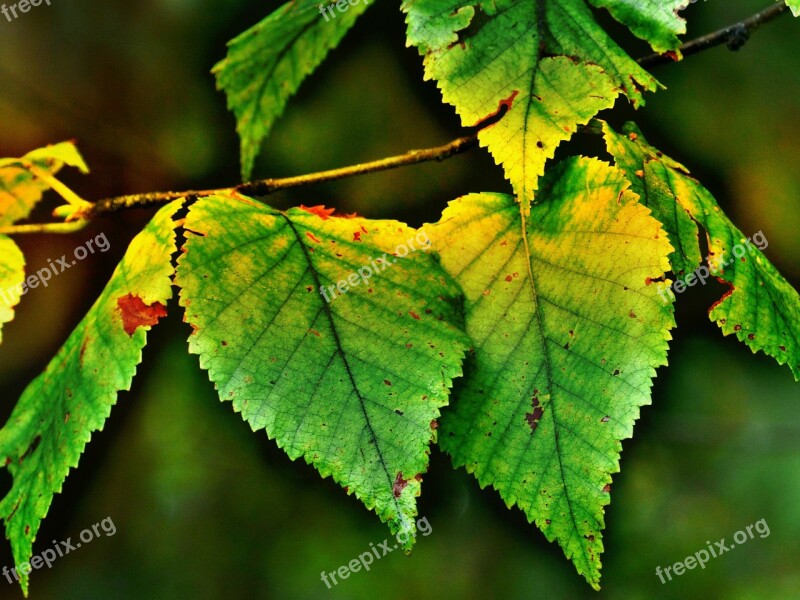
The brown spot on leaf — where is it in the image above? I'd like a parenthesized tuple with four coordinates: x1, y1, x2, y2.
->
(384, 380, 392, 386)
(118, 294, 167, 336)
(430, 419, 439, 430)
(602, 484, 611, 493)
(393, 472, 409, 498)
(524, 394, 544, 432)
(600, 416, 610, 423)
(409, 311, 421, 320)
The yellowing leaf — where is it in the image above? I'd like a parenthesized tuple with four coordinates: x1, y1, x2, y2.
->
(426, 157, 675, 588)
(0, 201, 180, 595)
(177, 195, 469, 543)
(0, 235, 25, 345)
(0, 142, 88, 227)
(402, 0, 658, 204)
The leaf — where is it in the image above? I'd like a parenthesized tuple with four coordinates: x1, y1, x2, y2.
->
(0, 201, 180, 595)
(588, 0, 688, 54)
(0, 235, 25, 345)
(214, 0, 373, 181)
(0, 142, 89, 227)
(601, 121, 701, 278)
(603, 121, 800, 380)
(425, 157, 675, 588)
(789, 0, 800, 18)
(402, 0, 658, 204)
(177, 195, 469, 544)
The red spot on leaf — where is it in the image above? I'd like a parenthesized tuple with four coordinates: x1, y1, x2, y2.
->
(353, 231, 362, 242)
(430, 419, 439, 430)
(603, 484, 611, 493)
(472, 90, 520, 128)
(409, 311, 421, 320)
(299, 205, 335, 220)
(117, 294, 167, 336)
(305, 232, 322, 244)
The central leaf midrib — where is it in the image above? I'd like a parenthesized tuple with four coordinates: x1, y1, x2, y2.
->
(519, 206, 584, 559)
(281, 214, 401, 515)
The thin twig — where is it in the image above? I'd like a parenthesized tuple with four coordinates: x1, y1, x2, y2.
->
(638, 1, 791, 68)
(88, 134, 479, 216)
(3, 2, 792, 233)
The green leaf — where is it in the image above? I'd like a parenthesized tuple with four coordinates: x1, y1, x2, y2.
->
(425, 157, 675, 588)
(214, 0, 373, 181)
(402, 0, 658, 203)
(0, 201, 180, 595)
(601, 122, 701, 278)
(603, 121, 800, 380)
(788, 0, 800, 18)
(588, 0, 688, 53)
(0, 235, 25, 345)
(177, 196, 469, 544)
(0, 142, 89, 227)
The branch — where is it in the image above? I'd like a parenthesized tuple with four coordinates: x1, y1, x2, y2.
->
(88, 134, 479, 217)
(638, 1, 791, 68)
(2, 2, 791, 233)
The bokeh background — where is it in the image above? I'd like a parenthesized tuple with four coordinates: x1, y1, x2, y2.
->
(1, 0, 799, 598)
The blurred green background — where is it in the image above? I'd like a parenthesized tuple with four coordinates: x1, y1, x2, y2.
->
(1, 1, 799, 598)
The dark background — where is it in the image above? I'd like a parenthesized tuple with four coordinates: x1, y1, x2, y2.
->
(0, 0, 799, 598)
